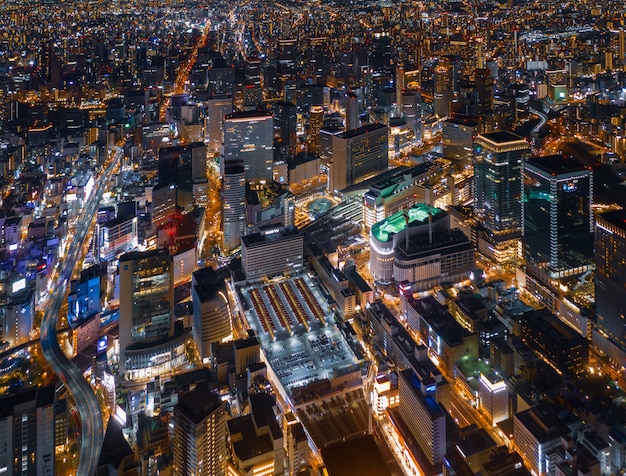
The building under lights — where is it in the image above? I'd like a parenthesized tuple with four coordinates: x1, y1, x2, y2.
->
(594, 210, 626, 363)
(362, 163, 440, 230)
(240, 226, 303, 282)
(118, 250, 186, 380)
(329, 123, 388, 193)
(368, 202, 448, 282)
(519, 309, 588, 374)
(478, 371, 509, 426)
(172, 383, 227, 476)
(473, 131, 530, 262)
(223, 111, 274, 183)
(398, 368, 447, 467)
(191, 266, 232, 363)
(522, 155, 594, 279)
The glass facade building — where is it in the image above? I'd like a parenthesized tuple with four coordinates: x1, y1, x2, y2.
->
(522, 155, 593, 275)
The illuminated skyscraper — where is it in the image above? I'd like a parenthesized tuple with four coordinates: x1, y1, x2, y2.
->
(433, 65, 451, 118)
(173, 383, 227, 476)
(345, 91, 359, 131)
(308, 105, 324, 154)
(273, 101, 297, 160)
(401, 90, 422, 145)
(473, 132, 529, 236)
(222, 162, 247, 251)
(522, 155, 593, 274)
(118, 249, 174, 377)
(329, 123, 388, 192)
(206, 96, 233, 154)
(223, 111, 273, 183)
(594, 210, 626, 361)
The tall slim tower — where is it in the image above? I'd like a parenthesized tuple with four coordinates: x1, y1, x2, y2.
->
(206, 96, 233, 154)
(473, 132, 530, 236)
(433, 65, 451, 118)
(222, 162, 247, 251)
(595, 210, 626, 361)
(173, 383, 227, 476)
(401, 90, 422, 145)
(309, 106, 324, 154)
(345, 91, 360, 131)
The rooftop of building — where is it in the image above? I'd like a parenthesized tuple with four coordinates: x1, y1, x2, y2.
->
(371, 202, 445, 243)
(0, 384, 55, 418)
(455, 425, 497, 458)
(597, 209, 626, 231)
(522, 309, 588, 347)
(444, 116, 480, 127)
(241, 225, 301, 247)
(224, 109, 272, 120)
(249, 393, 282, 441)
(395, 228, 472, 260)
(525, 155, 588, 176)
(227, 414, 274, 463)
(478, 131, 526, 144)
(399, 368, 445, 419)
(238, 273, 360, 397)
(336, 122, 387, 140)
(97, 415, 135, 473)
(192, 266, 227, 303)
(175, 382, 224, 425)
(514, 403, 571, 444)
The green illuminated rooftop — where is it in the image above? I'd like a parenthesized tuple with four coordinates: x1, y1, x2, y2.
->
(371, 203, 444, 242)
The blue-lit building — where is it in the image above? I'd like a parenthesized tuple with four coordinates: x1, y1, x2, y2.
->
(68, 264, 102, 328)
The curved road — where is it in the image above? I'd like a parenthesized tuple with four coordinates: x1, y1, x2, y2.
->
(40, 146, 121, 476)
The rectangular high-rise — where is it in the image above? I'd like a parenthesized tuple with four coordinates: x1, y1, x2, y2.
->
(0, 385, 59, 476)
(206, 96, 233, 154)
(473, 131, 529, 236)
(398, 369, 446, 467)
(118, 249, 174, 374)
(223, 111, 273, 183)
(522, 155, 593, 274)
(173, 383, 227, 476)
(595, 210, 626, 359)
(329, 123, 388, 193)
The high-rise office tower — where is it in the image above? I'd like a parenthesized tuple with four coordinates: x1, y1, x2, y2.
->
(243, 56, 263, 109)
(398, 369, 446, 467)
(223, 111, 273, 183)
(329, 123, 388, 192)
(522, 155, 593, 274)
(118, 250, 174, 376)
(158, 142, 208, 206)
(173, 383, 227, 476)
(595, 210, 626, 361)
(345, 91, 360, 131)
(208, 57, 235, 97)
(401, 90, 422, 145)
(206, 96, 233, 154)
(0, 385, 60, 476)
(191, 266, 232, 362)
(433, 64, 452, 118)
(222, 162, 247, 251)
(474, 68, 494, 115)
(473, 132, 529, 236)
(273, 101, 297, 160)
(308, 106, 324, 154)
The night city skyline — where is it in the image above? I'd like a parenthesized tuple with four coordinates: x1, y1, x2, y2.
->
(1, 0, 626, 475)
